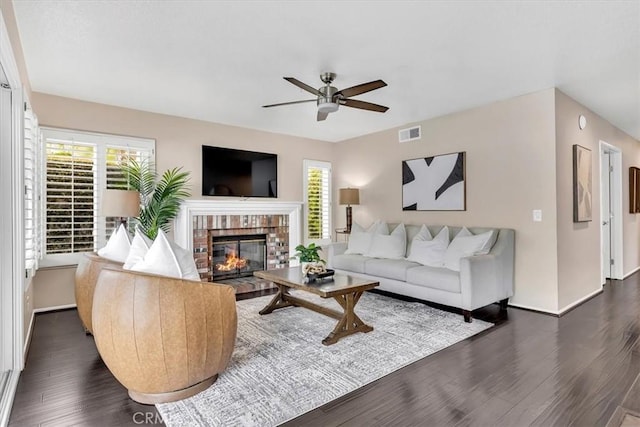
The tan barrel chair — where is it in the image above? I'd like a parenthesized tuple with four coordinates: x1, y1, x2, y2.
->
(91, 267, 237, 404)
(74, 253, 123, 334)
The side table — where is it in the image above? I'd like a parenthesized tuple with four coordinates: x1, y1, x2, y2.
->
(335, 228, 350, 242)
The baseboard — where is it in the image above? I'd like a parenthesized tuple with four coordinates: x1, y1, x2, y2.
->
(557, 287, 603, 316)
(33, 303, 77, 314)
(509, 287, 604, 317)
(0, 370, 20, 427)
(507, 302, 560, 316)
(624, 266, 640, 279)
(23, 309, 35, 361)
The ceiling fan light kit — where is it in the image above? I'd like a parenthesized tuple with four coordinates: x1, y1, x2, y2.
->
(263, 72, 388, 121)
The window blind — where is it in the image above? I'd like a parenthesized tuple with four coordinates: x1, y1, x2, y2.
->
(42, 128, 154, 261)
(303, 160, 331, 242)
(23, 108, 39, 274)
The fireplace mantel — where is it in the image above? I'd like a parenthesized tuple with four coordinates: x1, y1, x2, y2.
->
(174, 199, 303, 266)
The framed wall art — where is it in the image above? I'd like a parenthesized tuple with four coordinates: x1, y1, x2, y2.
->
(573, 144, 592, 222)
(630, 167, 640, 214)
(402, 151, 465, 211)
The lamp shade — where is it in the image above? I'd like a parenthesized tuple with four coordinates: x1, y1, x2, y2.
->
(101, 189, 140, 217)
(339, 188, 360, 205)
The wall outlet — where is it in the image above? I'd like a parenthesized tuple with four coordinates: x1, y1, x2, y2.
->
(533, 209, 542, 222)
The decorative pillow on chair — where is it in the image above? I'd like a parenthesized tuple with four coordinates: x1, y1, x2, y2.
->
(367, 223, 407, 259)
(123, 227, 153, 269)
(344, 221, 385, 255)
(129, 230, 200, 281)
(97, 223, 131, 263)
(443, 227, 498, 271)
(406, 226, 449, 267)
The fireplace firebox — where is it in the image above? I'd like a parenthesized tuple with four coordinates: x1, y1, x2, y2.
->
(210, 234, 267, 280)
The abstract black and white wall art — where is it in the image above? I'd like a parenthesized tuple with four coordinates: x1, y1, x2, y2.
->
(573, 144, 592, 222)
(402, 152, 466, 211)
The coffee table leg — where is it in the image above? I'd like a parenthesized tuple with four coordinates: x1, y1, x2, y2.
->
(259, 284, 293, 315)
(322, 291, 373, 345)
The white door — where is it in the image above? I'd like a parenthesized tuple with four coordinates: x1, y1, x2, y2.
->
(600, 150, 612, 283)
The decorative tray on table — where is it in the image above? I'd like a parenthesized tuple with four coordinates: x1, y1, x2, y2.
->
(306, 269, 335, 282)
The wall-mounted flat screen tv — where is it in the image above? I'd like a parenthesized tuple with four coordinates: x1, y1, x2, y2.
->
(202, 145, 278, 198)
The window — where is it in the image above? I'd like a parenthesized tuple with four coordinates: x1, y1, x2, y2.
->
(23, 107, 40, 276)
(41, 128, 155, 265)
(303, 160, 331, 244)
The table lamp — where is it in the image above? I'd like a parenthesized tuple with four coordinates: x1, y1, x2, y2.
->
(339, 188, 360, 232)
(101, 189, 140, 226)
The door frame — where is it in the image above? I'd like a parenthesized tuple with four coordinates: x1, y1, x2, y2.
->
(599, 140, 624, 281)
(0, 7, 25, 426)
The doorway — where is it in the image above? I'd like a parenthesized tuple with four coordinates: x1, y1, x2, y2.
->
(600, 141, 623, 283)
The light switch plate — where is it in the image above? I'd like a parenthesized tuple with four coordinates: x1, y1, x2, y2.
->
(533, 209, 542, 222)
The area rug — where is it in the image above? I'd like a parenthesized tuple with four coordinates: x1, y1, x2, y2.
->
(156, 291, 492, 426)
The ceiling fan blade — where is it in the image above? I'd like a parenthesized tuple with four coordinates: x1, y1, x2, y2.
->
(317, 111, 329, 121)
(336, 80, 387, 98)
(284, 77, 322, 96)
(342, 98, 389, 113)
(262, 99, 316, 108)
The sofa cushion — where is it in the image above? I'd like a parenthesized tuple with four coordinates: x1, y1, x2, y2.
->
(331, 254, 372, 274)
(128, 230, 200, 281)
(443, 227, 498, 271)
(406, 224, 431, 259)
(364, 258, 421, 281)
(97, 224, 131, 263)
(406, 226, 449, 267)
(345, 222, 385, 255)
(123, 227, 153, 269)
(406, 265, 461, 293)
(367, 223, 406, 259)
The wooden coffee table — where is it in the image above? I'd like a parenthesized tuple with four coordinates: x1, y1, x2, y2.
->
(254, 267, 379, 345)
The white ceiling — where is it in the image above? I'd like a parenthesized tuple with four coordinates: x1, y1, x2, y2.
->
(12, 1, 640, 142)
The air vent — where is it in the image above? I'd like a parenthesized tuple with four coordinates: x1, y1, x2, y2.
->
(398, 126, 421, 143)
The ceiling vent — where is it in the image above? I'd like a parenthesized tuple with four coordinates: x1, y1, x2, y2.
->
(398, 126, 421, 143)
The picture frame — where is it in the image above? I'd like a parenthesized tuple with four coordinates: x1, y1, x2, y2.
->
(402, 151, 466, 211)
(573, 144, 592, 222)
(630, 167, 640, 214)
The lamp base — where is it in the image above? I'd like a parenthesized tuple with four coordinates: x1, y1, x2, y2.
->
(346, 206, 353, 233)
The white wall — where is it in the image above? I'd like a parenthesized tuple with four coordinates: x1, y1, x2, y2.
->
(30, 92, 336, 309)
(333, 89, 560, 313)
(555, 89, 640, 310)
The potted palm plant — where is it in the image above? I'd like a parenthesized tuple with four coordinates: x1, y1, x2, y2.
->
(120, 159, 191, 239)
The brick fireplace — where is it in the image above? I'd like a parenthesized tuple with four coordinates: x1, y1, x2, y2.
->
(174, 200, 303, 282)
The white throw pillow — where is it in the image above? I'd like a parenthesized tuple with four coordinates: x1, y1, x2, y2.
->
(406, 224, 432, 259)
(123, 227, 153, 269)
(129, 230, 201, 281)
(97, 223, 131, 263)
(443, 228, 498, 272)
(367, 223, 407, 259)
(406, 226, 449, 267)
(344, 221, 385, 255)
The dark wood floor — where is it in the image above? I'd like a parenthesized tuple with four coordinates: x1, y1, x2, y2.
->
(9, 275, 640, 426)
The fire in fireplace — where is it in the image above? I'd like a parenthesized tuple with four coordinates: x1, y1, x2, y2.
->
(216, 251, 248, 271)
(210, 234, 267, 280)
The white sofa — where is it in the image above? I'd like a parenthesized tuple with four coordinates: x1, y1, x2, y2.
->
(326, 224, 515, 322)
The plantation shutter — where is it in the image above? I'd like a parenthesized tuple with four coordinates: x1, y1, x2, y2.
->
(101, 144, 154, 242)
(303, 159, 331, 244)
(24, 107, 40, 276)
(45, 139, 97, 255)
(41, 128, 154, 263)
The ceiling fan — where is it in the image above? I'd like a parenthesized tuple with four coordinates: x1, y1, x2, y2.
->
(262, 72, 389, 121)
